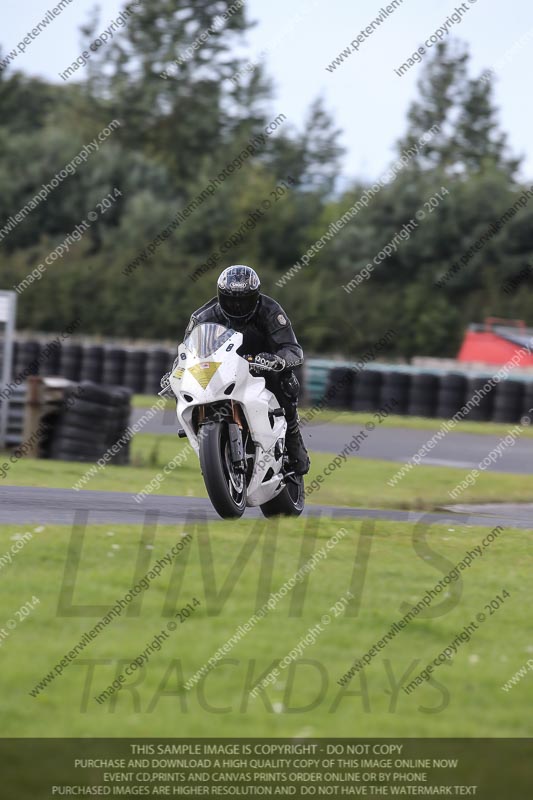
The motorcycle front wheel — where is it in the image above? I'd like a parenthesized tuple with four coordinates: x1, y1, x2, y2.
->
(199, 422, 247, 519)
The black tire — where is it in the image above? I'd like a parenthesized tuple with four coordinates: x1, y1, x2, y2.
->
(64, 399, 122, 418)
(60, 344, 83, 381)
(492, 380, 524, 423)
(75, 382, 131, 407)
(324, 368, 353, 409)
(59, 411, 118, 433)
(53, 423, 103, 440)
(10, 341, 19, 374)
(436, 373, 467, 419)
(443, 373, 468, 391)
(260, 475, 305, 517)
(14, 340, 41, 379)
(145, 349, 174, 394)
(102, 348, 126, 386)
(52, 428, 109, 450)
(123, 371, 146, 393)
(351, 369, 382, 412)
(80, 347, 104, 383)
(123, 350, 148, 392)
(199, 422, 246, 519)
(465, 377, 494, 421)
(521, 383, 533, 424)
(41, 342, 62, 376)
(380, 372, 410, 415)
(408, 373, 439, 418)
(79, 362, 102, 384)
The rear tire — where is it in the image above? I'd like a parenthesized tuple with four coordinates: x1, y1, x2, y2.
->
(199, 422, 246, 519)
(260, 475, 305, 518)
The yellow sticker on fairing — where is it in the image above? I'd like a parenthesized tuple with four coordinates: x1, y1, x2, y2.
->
(188, 362, 221, 389)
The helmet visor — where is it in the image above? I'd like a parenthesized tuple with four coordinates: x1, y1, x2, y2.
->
(218, 290, 258, 319)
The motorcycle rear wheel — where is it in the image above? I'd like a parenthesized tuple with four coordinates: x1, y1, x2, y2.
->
(199, 422, 246, 519)
(260, 474, 305, 518)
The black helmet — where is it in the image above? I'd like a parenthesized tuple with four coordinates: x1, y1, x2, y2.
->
(217, 265, 261, 324)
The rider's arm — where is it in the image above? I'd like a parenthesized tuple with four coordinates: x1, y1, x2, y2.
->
(180, 298, 220, 351)
(176, 315, 198, 357)
(184, 313, 200, 339)
(266, 307, 304, 369)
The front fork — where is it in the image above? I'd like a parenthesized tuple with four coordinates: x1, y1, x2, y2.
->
(228, 401, 246, 472)
(197, 402, 246, 473)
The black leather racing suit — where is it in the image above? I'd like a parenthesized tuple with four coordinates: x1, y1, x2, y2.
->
(183, 294, 309, 473)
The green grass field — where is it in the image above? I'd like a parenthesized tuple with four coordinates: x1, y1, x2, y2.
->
(1, 432, 532, 510)
(1, 516, 531, 738)
(2, 420, 531, 739)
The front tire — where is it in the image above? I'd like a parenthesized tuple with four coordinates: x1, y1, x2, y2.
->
(199, 422, 246, 519)
(260, 475, 305, 518)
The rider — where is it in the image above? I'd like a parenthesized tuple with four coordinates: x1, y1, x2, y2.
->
(178, 265, 310, 475)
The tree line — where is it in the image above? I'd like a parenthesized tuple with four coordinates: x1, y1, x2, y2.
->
(0, 0, 531, 359)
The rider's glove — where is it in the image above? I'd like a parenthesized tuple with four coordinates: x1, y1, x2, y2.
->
(253, 352, 286, 371)
(160, 371, 172, 390)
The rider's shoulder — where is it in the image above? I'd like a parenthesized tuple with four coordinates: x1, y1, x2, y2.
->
(258, 294, 291, 328)
(192, 297, 220, 323)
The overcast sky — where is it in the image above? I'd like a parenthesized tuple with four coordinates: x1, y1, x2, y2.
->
(2, 0, 532, 183)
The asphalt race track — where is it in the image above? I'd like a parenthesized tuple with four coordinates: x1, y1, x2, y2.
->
(1, 412, 531, 530)
(134, 409, 533, 475)
(1, 486, 531, 530)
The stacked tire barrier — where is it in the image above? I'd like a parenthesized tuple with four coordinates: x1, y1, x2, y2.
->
(8, 336, 533, 425)
(10, 339, 175, 396)
(322, 365, 533, 424)
(10, 337, 292, 399)
(46, 383, 133, 464)
(408, 373, 439, 419)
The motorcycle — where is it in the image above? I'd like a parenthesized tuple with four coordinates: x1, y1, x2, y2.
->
(160, 322, 305, 519)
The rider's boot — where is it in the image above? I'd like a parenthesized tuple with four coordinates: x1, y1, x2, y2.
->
(285, 409, 310, 475)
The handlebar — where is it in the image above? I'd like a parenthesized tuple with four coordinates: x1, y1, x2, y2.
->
(160, 352, 285, 396)
(243, 355, 285, 373)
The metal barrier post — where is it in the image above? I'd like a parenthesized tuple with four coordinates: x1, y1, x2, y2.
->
(0, 291, 17, 450)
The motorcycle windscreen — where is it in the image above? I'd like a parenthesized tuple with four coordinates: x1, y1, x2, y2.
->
(183, 323, 235, 359)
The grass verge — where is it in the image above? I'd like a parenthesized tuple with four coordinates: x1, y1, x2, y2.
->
(1, 517, 531, 737)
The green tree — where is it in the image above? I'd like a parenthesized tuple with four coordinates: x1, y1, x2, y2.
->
(81, 0, 271, 183)
(397, 40, 520, 178)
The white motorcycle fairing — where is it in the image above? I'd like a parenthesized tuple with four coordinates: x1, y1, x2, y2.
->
(169, 325, 287, 507)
